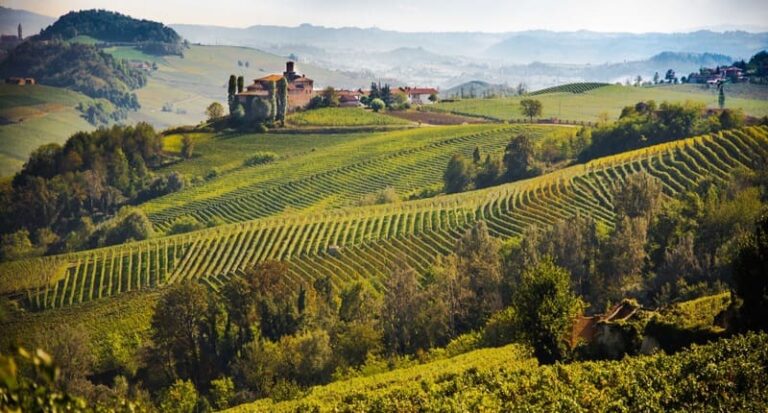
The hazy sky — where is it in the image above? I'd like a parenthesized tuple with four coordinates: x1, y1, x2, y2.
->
(7, 0, 768, 33)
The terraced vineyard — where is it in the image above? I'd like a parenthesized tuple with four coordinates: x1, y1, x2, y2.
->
(529, 82, 610, 95)
(144, 125, 573, 232)
(2, 125, 766, 311)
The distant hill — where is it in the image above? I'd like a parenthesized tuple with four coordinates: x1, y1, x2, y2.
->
(484, 30, 768, 64)
(0, 7, 54, 39)
(173, 23, 768, 64)
(36, 9, 183, 56)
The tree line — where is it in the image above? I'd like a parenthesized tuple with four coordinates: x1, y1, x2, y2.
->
(0, 124, 185, 261)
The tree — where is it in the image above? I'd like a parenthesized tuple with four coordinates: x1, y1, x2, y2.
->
(381, 259, 421, 354)
(443, 154, 474, 194)
(0, 229, 36, 261)
(151, 282, 220, 388)
(513, 258, 582, 364)
(210, 376, 235, 410)
(320, 87, 339, 108)
(237, 76, 244, 93)
(276, 77, 288, 125)
(516, 82, 528, 96)
(503, 134, 535, 181)
(472, 147, 481, 164)
(227, 75, 237, 114)
(613, 172, 663, 220)
(159, 379, 199, 413)
(718, 85, 726, 110)
(475, 155, 502, 189)
(206, 102, 225, 121)
(428, 93, 438, 103)
(369, 98, 385, 112)
(732, 213, 768, 332)
(599, 216, 649, 306)
(454, 221, 503, 330)
(519, 99, 542, 122)
(180, 135, 194, 159)
(653, 72, 660, 84)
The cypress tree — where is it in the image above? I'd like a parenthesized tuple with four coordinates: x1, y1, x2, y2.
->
(227, 75, 237, 114)
(276, 77, 288, 125)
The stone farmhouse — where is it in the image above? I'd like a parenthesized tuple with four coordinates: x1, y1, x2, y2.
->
(237, 61, 314, 110)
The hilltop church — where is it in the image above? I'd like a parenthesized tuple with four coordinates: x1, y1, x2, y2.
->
(237, 61, 314, 111)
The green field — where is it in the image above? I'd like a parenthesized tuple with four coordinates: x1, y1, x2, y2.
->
(286, 107, 412, 127)
(226, 332, 768, 412)
(0, 84, 98, 176)
(431, 84, 768, 123)
(2, 125, 765, 312)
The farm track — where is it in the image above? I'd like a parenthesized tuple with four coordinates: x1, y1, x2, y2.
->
(2, 126, 767, 311)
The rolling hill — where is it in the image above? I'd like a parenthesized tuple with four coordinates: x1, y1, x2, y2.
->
(1, 124, 766, 313)
(0, 44, 368, 177)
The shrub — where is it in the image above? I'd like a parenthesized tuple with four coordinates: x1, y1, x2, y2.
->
(243, 152, 278, 167)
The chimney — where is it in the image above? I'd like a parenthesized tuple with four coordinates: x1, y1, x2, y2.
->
(286, 61, 295, 74)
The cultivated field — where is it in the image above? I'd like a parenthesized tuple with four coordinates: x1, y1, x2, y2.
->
(431, 84, 768, 122)
(2, 125, 765, 312)
(145, 124, 574, 231)
(0, 84, 97, 176)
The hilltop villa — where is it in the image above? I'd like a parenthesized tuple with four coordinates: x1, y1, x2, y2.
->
(237, 61, 314, 110)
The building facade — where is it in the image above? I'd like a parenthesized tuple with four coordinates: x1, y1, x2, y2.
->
(237, 61, 314, 110)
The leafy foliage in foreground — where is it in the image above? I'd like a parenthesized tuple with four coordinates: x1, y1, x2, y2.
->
(227, 332, 768, 412)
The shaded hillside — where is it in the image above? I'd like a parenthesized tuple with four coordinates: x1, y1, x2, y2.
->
(0, 41, 145, 109)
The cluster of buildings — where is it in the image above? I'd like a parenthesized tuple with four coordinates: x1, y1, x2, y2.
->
(686, 65, 747, 85)
(236, 61, 438, 111)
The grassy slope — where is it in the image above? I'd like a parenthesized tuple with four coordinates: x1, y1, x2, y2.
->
(0, 84, 97, 176)
(286, 107, 412, 127)
(0, 44, 366, 177)
(227, 332, 768, 412)
(431, 84, 768, 122)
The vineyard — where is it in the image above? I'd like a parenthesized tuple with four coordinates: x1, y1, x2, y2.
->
(286, 107, 412, 127)
(1, 125, 767, 311)
(144, 125, 573, 231)
(528, 82, 610, 95)
(226, 332, 768, 412)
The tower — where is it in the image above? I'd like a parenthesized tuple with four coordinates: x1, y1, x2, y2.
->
(17, 23, 21, 40)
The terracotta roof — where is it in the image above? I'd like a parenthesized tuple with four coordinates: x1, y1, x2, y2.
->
(408, 87, 438, 95)
(256, 74, 284, 82)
